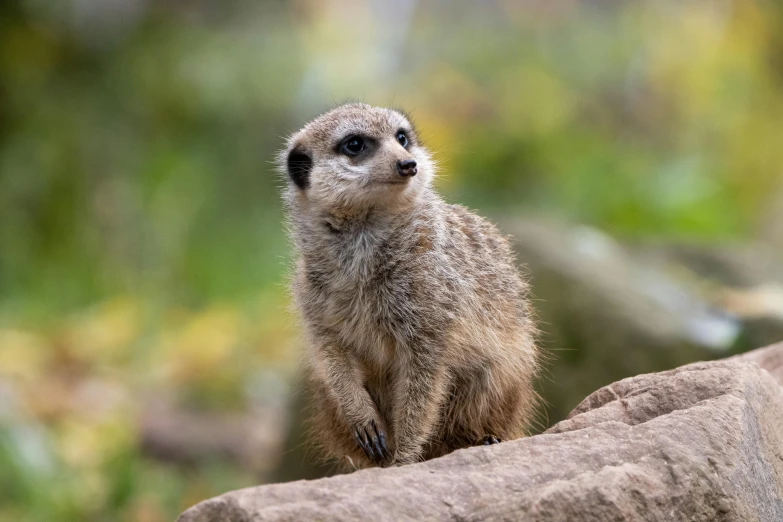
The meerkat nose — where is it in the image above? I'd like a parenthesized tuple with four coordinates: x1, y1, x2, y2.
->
(396, 159, 418, 177)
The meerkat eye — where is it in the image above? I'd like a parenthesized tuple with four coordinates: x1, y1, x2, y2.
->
(340, 136, 365, 157)
(396, 130, 409, 148)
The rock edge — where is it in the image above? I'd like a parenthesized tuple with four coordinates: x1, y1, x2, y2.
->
(178, 343, 783, 522)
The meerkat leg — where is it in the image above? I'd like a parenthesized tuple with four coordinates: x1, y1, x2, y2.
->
(439, 363, 530, 453)
(391, 350, 449, 465)
(314, 343, 391, 465)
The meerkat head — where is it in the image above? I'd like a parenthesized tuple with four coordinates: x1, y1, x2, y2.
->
(279, 103, 435, 215)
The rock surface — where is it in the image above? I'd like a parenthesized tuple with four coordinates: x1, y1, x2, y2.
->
(502, 220, 783, 428)
(178, 342, 783, 522)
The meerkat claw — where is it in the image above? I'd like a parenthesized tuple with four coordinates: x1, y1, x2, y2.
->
(377, 427, 390, 460)
(369, 420, 390, 462)
(479, 435, 502, 445)
(363, 427, 379, 462)
(355, 423, 390, 464)
(355, 428, 376, 461)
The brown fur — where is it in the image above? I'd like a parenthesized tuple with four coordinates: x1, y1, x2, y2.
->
(279, 103, 539, 468)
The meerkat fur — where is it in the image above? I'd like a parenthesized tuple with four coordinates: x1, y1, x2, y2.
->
(279, 103, 539, 468)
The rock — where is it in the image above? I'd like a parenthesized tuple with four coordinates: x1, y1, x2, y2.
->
(731, 341, 783, 383)
(177, 342, 783, 522)
(140, 399, 288, 476)
(502, 220, 728, 427)
(501, 219, 783, 428)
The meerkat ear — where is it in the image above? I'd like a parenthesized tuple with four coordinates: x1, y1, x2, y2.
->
(287, 148, 312, 190)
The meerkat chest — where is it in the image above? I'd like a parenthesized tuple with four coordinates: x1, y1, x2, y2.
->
(322, 273, 400, 367)
(308, 232, 415, 354)
(330, 250, 403, 325)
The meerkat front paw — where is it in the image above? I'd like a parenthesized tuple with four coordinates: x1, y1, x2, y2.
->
(353, 419, 391, 466)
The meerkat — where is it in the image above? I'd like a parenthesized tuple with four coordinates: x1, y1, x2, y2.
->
(279, 103, 539, 468)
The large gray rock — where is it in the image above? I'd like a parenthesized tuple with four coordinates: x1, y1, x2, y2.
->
(501, 220, 783, 429)
(178, 343, 783, 522)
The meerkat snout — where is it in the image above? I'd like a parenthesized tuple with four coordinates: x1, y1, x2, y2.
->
(396, 159, 417, 177)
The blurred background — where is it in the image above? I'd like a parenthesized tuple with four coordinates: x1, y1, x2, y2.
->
(2, 0, 783, 519)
